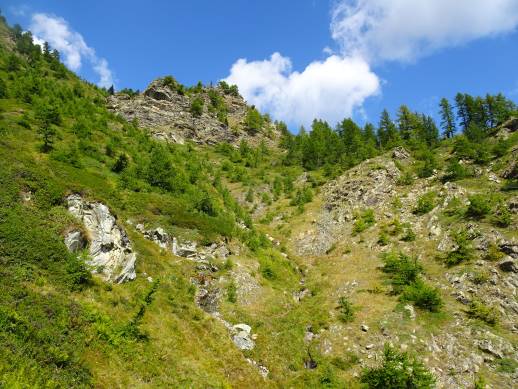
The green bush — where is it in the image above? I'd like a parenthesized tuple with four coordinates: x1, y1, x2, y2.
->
(414, 192, 436, 215)
(444, 229, 475, 266)
(444, 159, 470, 181)
(290, 186, 313, 207)
(381, 252, 423, 293)
(397, 170, 414, 186)
(484, 242, 505, 262)
(466, 194, 491, 219)
(245, 107, 263, 131)
(353, 209, 375, 235)
(190, 97, 204, 117)
(400, 280, 443, 312)
(377, 231, 390, 246)
(360, 344, 435, 389)
(337, 296, 355, 323)
(400, 225, 416, 242)
(467, 300, 498, 326)
(112, 153, 129, 173)
(492, 203, 511, 227)
(227, 281, 237, 303)
(496, 358, 518, 374)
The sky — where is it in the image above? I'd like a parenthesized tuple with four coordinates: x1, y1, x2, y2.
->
(3, 0, 518, 130)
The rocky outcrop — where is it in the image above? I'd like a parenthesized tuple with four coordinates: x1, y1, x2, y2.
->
(65, 194, 136, 283)
(135, 223, 230, 262)
(296, 157, 401, 256)
(107, 78, 279, 147)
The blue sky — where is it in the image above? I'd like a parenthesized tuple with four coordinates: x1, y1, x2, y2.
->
(4, 0, 518, 130)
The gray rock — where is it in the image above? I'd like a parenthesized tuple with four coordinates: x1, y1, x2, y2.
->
(64, 230, 86, 253)
(500, 240, 518, 259)
(499, 257, 518, 273)
(232, 331, 255, 350)
(361, 324, 369, 332)
(66, 194, 136, 283)
(392, 146, 411, 160)
(233, 323, 252, 334)
(144, 227, 170, 249)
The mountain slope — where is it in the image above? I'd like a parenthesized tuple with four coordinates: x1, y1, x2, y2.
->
(0, 14, 517, 389)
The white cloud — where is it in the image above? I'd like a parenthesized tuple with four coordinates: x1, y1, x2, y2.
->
(29, 13, 114, 88)
(331, 0, 518, 63)
(224, 53, 380, 127)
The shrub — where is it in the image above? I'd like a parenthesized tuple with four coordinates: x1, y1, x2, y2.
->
(360, 345, 435, 389)
(493, 139, 511, 158)
(227, 281, 237, 303)
(472, 271, 489, 285)
(112, 153, 129, 173)
(484, 242, 505, 262)
(290, 187, 313, 207)
(353, 209, 375, 235)
(496, 358, 518, 374)
(377, 231, 390, 246)
(190, 97, 204, 117)
(381, 252, 422, 293)
(416, 152, 438, 178)
(444, 159, 470, 181)
(492, 203, 511, 227)
(337, 296, 355, 323)
(444, 230, 475, 266)
(397, 170, 414, 186)
(466, 194, 491, 219)
(474, 375, 487, 389)
(414, 192, 436, 215)
(467, 300, 498, 326)
(400, 225, 416, 242)
(400, 280, 443, 312)
(245, 107, 263, 131)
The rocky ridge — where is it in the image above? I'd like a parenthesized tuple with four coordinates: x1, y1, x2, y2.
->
(107, 78, 280, 147)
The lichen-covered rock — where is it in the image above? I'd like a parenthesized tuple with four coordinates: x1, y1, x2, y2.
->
(65, 194, 136, 283)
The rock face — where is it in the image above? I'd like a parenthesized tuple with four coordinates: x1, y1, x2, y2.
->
(66, 194, 136, 283)
(296, 157, 401, 256)
(107, 78, 279, 147)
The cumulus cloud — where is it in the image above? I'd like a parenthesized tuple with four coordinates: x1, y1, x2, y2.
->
(331, 0, 518, 63)
(224, 53, 379, 127)
(29, 13, 114, 87)
(225, 0, 518, 127)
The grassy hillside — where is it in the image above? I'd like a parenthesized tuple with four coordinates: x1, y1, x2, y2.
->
(1, 13, 517, 389)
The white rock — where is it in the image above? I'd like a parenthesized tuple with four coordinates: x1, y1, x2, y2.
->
(66, 194, 137, 283)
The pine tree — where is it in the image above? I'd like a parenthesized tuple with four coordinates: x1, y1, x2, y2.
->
(396, 105, 413, 141)
(455, 93, 469, 131)
(439, 98, 456, 138)
(378, 109, 400, 149)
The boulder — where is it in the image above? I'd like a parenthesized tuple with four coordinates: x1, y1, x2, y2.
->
(66, 194, 137, 283)
(498, 257, 518, 273)
(232, 332, 255, 350)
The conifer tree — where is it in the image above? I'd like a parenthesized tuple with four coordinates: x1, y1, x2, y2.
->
(439, 97, 456, 138)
